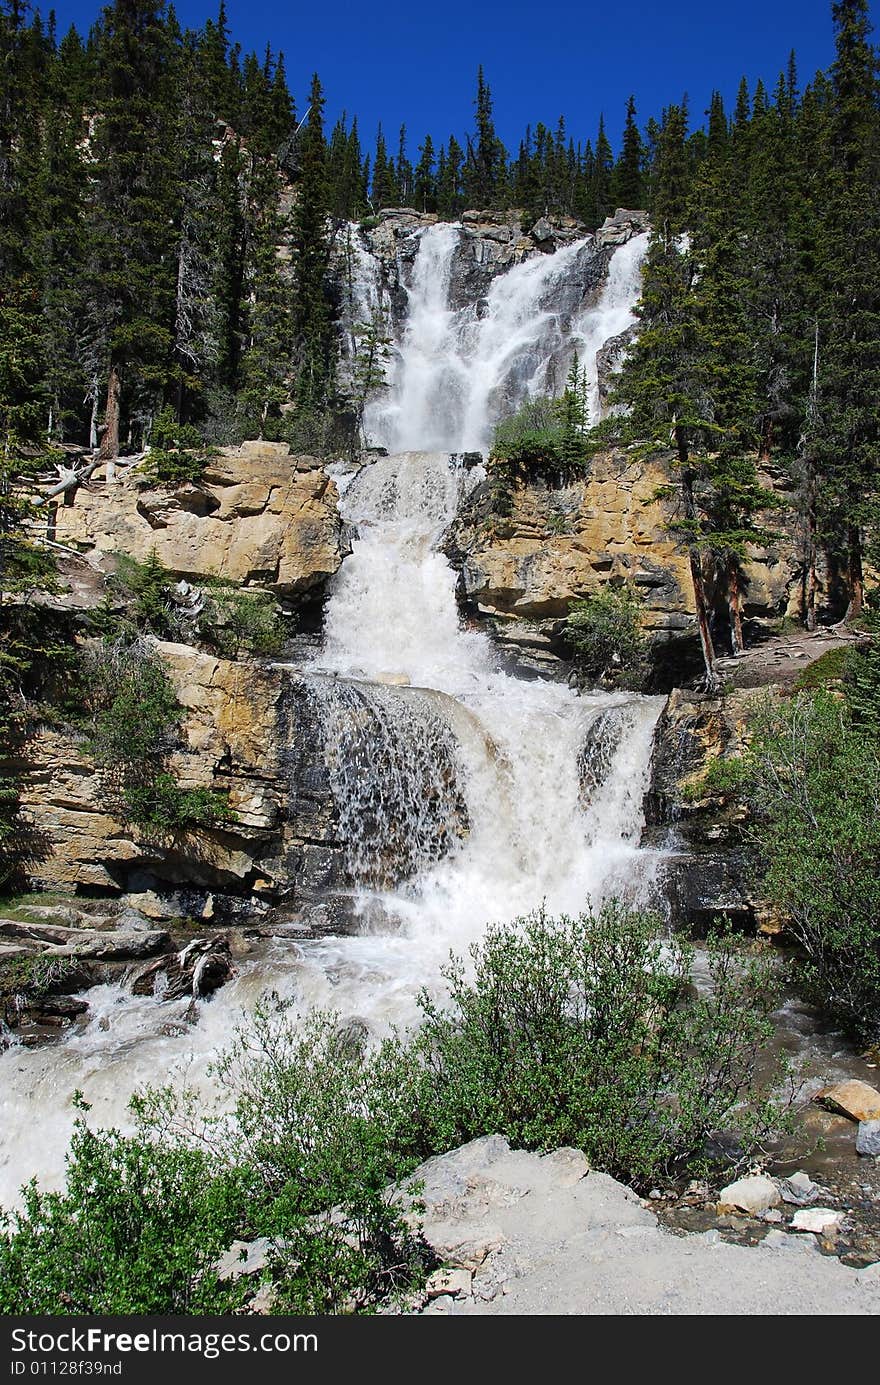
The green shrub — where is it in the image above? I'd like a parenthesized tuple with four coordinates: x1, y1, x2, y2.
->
(734, 690, 880, 1044)
(0, 1119, 251, 1315)
(793, 645, 848, 691)
(0, 954, 81, 1002)
(842, 615, 880, 729)
(143, 407, 213, 486)
(199, 584, 285, 658)
(0, 905, 789, 1313)
(490, 360, 589, 482)
(80, 639, 229, 833)
(566, 584, 648, 688)
(111, 550, 177, 639)
(412, 903, 784, 1186)
(123, 773, 227, 832)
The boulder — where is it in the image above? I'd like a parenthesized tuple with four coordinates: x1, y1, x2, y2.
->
(48, 442, 342, 600)
(815, 1080, 880, 1123)
(716, 1174, 782, 1216)
(781, 1171, 823, 1206)
(425, 1268, 473, 1300)
(791, 1208, 844, 1236)
(215, 1237, 274, 1281)
(856, 1121, 880, 1156)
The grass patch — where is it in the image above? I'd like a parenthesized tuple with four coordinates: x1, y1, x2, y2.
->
(793, 646, 849, 691)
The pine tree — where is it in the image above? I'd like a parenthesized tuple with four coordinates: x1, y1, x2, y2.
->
(414, 134, 436, 212)
(289, 73, 336, 418)
(84, 1, 181, 456)
(612, 97, 643, 208)
(465, 66, 503, 207)
(815, 0, 880, 618)
(371, 125, 398, 209)
(590, 115, 614, 226)
(437, 136, 464, 218)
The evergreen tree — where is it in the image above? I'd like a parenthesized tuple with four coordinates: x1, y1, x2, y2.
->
(612, 97, 643, 208)
(590, 114, 614, 226)
(371, 125, 398, 208)
(814, 0, 880, 617)
(465, 66, 503, 207)
(289, 73, 336, 417)
(414, 134, 436, 212)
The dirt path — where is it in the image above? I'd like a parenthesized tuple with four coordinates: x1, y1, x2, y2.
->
(714, 625, 862, 691)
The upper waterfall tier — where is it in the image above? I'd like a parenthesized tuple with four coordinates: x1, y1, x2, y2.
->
(348, 222, 648, 455)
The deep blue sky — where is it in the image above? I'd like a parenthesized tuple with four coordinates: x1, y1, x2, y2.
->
(43, 1, 874, 153)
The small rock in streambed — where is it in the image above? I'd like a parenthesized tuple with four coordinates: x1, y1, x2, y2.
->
(855, 1121, 880, 1157)
(425, 1268, 473, 1300)
(790, 1208, 844, 1236)
(781, 1171, 824, 1206)
(717, 1174, 781, 1216)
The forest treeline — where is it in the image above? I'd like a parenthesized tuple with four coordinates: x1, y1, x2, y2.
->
(1, 0, 874, 463)
(0, 0, 877, 660)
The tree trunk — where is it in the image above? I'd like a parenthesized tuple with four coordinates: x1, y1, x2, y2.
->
(844, 524, 864, 622)
(89, 385, 99, 453)
(803, 482, 818, 632)
(689, 549, 718, 688)
(97, 365, 121, 462)
(676, 426, 717, 689)
(727, 559, 744, 655)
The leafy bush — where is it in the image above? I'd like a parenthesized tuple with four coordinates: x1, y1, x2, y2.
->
(0, 1010, 428, 1316)
(143, 407, 214, 486)
(413, 903, 784, 1185)
(0, 1120, 251, 1315)
(0, 904, 788, 1313)
(122, 773, 227, 832)
(566, 584, 648, 688)
(732, 690, 880, 1044)
(80, 639, 229, 833)
(490, 360, 590, 483)
(199, 584, 285, 659)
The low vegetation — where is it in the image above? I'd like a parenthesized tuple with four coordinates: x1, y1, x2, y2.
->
(77, 638, 228, 833)
(565, 584, 648, 689)
(0, 902, 787, 1314)
(708, 619, 880, 1045)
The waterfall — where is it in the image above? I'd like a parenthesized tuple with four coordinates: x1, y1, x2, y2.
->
(366, 224, 649, 454)
(302, 675, 470, 887)
(0, 224, 662, 1210)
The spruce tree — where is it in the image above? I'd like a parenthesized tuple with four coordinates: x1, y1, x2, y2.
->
(289, 73, 336, 420)
(815, 0, 880, 618)
(612, 97, 643, 208)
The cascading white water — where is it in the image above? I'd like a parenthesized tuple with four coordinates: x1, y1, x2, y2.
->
(573, 232, 648, 418)
(367, 225, 648, 454)
(0, 229, 661, 1210)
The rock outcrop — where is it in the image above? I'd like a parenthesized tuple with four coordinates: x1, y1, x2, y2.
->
(353, 207, 648, 335)
(45, 440, 343, 603)
(18, 647, 466, 932)
(642, 686, 759, 930)
(402, 1136, 880, 1315)
(447, 449, 805, 682)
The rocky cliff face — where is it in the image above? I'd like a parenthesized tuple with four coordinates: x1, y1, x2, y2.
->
(21, 649, 367, 932)
(446, 448, 805, 682)
(48, 440, 343, 604)
(642, 687, 761, 932)
(351, 207, 649, 332)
